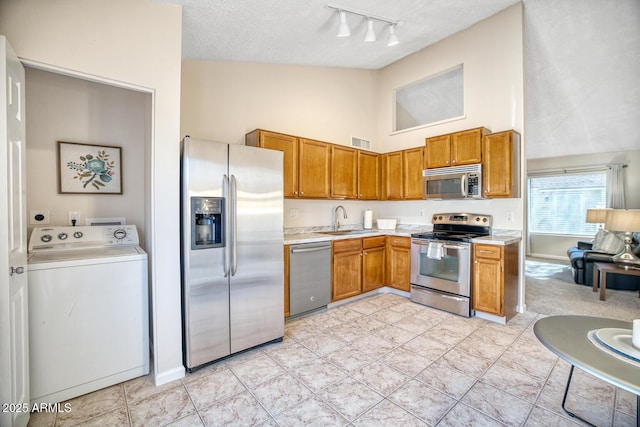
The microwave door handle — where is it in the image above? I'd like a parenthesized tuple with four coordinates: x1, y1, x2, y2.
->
(461, 174, 468, 198)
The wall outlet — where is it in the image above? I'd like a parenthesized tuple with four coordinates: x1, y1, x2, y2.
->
(506, 211, 514, 222)
(30, 210, 50, 225)
(419, 209, 425, 217)
(289, 208, 298, 219)
(68, 211, 80, 225)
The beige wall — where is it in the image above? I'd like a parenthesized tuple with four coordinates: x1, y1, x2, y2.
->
(0, 0, 184, 385)
(527, 149, 640, 258)
(181, 62, 379, 148)
(25, 68, 147, 235)
(377, 4, 525, 152)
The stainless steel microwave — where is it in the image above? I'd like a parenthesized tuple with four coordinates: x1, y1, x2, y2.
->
(422, 164, 483, 199)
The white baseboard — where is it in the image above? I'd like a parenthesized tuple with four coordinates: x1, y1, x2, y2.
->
(154, 365, 185, 386)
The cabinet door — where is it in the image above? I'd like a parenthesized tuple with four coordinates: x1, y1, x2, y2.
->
(472, 244, 504, 316)
(247, 130, 299, 197)
(402, 147, 424, 200)
(387, 237, 411, 292)
(382, 151, 403, 200)
(451, 128, 484, 166)
(331, 145, 358, 199)
(425, 134, 451, 168)
(483, 131, 514, 198)
(332, 239, 363, 301)
(299, 138, 331, 198)
(357, 151, 380, 200)
(362, 237, 385, 292)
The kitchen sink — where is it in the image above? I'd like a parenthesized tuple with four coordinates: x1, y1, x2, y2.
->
(320, 230, 372, 236)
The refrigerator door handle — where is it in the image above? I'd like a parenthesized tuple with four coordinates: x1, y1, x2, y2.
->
(223, 174, 230, 277)
(230, 174, 238, 276)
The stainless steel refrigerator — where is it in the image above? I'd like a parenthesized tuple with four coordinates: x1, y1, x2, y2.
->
(180, 136, 284, 370)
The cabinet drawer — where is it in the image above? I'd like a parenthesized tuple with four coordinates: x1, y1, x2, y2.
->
(333, 238, 362, 254)
(387, 236, 410, 249)
(474, 244, 502, 260)
(363, 236, 385, 249)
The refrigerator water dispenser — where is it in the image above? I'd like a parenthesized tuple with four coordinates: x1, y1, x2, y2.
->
(191, 197, 224, 249)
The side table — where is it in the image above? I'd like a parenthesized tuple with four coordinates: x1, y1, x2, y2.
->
(593, 261, 640, 301)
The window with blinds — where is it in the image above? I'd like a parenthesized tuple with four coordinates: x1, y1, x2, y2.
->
(528, 172, 606, 235)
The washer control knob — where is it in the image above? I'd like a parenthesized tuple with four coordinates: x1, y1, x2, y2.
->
(58, 232, 68, 240)
(113, 229, 127, 240)
(41, 234, 52, 243)
(73, 231, 83, 239)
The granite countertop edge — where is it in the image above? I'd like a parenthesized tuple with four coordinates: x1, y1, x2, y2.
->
(284, 227, 522, 246)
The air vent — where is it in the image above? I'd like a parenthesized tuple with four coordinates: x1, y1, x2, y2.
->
(351, 136, 371, 150)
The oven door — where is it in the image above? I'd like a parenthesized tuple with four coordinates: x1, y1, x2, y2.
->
(410, 239, 471, 296)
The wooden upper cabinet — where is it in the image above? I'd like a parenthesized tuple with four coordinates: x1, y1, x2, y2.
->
(331, 145, 358, 199)
(298, 138, 331, 198)
(245, 130, 298, 197)
(425, 134, 451, 169)
(402, 147, 425, 200)
(482, 130, 520, 198)
(425, 128, 488, 169)
(451, 128, 486, 166)
(357, 151, 380, 200)
(381, 151, 403, 200)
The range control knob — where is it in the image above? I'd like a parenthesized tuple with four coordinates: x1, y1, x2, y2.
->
(113, 229, 127, 240)
(58, 233, 68, 240)
(41, 234, 52, 243)
(73, 231, 83, 239)
(482, 217, 488, 223)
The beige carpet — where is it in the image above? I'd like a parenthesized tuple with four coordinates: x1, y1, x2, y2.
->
(525, 258, 640, 321)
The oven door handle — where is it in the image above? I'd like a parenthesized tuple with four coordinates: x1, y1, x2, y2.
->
(412, 240, 468, 250)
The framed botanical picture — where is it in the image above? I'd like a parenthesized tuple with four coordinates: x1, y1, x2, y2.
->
(57, 141, 122, 194)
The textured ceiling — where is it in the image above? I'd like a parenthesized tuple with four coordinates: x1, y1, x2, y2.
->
(153, 0, 640, 159)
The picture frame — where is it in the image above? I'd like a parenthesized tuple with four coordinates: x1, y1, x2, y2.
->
(57, 141, 122, 194)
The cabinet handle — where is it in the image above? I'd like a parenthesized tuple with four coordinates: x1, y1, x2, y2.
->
(479, 250, 494, 254)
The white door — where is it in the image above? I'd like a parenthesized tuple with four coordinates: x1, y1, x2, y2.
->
(0, 36, 29, 427)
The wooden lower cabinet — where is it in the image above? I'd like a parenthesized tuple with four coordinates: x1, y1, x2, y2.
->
(362, 236, 386, 292)
(332, 236, 387, 301)
(283, 245, 290, 318)
(332, 238, 363, 301)
(386, 236, 411, 292)
(472, 242, 519, 320)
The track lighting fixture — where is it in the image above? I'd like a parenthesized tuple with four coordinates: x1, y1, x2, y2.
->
(364, 19, 376, 42)
(326, 4, 400, 46)
(387, 24, 399, 46)
(337, 10, 350, 37)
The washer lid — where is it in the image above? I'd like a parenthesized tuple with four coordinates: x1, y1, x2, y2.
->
(28, 246, 144, 264)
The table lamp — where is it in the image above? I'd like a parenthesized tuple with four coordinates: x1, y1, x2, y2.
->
(604, 209, 640, 266)
(585, 208, 610, 229)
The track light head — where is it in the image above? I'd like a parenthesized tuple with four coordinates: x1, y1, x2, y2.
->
(387, 24, 399, 46)
(364, 19, 376, 42)
(337, 10, 351, 37)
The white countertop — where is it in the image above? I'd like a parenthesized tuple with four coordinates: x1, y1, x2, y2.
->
(284, 227, 522, 246)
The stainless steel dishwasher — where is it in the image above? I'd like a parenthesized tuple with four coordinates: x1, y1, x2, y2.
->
(289, 242, 331, 317)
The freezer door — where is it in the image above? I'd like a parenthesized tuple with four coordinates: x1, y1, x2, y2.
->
(228, 144, 284, 353)
(181, 137, 230, 368)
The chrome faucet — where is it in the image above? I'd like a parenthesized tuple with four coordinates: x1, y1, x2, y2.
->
(333, 205, 347, 231)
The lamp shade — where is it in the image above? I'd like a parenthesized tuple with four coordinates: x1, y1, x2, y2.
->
(387, 25, 399, 46)
(605, 209, 640, 232)
(585, 208, 610, 223)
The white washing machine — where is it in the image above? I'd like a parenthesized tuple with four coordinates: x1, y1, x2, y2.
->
(27, 225, 149, 404)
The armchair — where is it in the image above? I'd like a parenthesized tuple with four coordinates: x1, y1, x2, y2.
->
(567, 232, 640, 290)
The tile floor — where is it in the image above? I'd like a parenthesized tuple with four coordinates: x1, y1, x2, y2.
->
(29, 292, 638, 427)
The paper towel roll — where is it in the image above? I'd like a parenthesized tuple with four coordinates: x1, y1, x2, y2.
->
(633, 319, 640, 350)
(363, 210, 373, 229)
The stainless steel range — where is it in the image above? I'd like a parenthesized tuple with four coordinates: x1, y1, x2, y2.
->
(410, 213, 492, 317)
